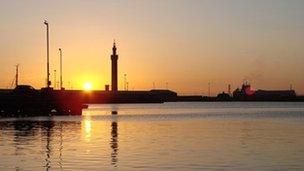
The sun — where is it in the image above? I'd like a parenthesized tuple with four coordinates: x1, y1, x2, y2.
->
(84, 82, 93, 91)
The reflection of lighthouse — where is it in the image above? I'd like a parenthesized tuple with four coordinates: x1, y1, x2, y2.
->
(110, 121, 118, 166)
(111, 41, 118, 92)
(110, 110, 119, 167)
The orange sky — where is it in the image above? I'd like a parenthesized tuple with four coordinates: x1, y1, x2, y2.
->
(0, 0, 303, 95)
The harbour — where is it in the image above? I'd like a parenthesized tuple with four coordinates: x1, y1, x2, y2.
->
(0, 102, 304, 170)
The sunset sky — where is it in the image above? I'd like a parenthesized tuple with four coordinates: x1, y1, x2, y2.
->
(0, 0, 303, 95)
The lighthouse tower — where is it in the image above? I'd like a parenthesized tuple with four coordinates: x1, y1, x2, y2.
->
(111, 41, 118, 92)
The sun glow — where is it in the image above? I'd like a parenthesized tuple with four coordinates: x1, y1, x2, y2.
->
(84, 82, 93, 91)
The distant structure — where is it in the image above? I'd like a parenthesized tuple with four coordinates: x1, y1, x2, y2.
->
(233, 83, 296, 101)
(15, 64, 19, 88)
(111, 41, 118, 92)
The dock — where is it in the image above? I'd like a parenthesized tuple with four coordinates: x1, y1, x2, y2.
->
(0, 85, 204, 117)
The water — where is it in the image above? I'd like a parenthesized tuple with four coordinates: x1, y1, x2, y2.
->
(1, 102, 304, 171)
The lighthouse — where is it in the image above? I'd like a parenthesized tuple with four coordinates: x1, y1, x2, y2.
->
(111, 41, 118, 92)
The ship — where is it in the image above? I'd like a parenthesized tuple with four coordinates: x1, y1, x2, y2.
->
(233, 83, 296, 101)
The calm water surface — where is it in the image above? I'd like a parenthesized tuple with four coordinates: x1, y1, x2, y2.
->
(0, 102, 304, 170)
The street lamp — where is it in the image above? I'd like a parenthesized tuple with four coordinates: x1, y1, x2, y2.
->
(59, 48, 63, 90)
(44, 20, 51, 88)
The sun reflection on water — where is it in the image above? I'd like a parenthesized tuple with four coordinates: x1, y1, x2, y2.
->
(82, 117, 92, 142)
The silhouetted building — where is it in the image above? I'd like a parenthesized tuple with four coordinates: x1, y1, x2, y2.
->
(216, 92, 232, 101)
(111, 42, 118, 91)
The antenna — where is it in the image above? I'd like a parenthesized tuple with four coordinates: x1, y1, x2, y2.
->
(228, 84, 231, 95)
(166, 82, 168, 90)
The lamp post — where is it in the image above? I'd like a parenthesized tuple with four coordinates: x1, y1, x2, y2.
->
(44, 20, 51, 88)
(54, 70, 57, 89)
(59, 48, 63, 90)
